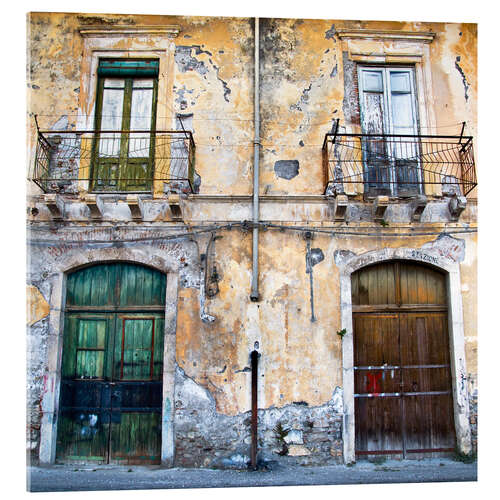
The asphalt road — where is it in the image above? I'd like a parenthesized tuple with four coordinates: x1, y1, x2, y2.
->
(27, 458, 477, 492)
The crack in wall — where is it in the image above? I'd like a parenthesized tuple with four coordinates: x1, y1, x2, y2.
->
(455, 56, 470, 102)
(290, 83, 312, 112)
(325, 24, 336, 40)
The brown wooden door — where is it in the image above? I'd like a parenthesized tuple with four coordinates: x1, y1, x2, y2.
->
(352, 261, 455, 458)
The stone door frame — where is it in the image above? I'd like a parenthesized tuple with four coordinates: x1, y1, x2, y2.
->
(38, 247, 180, 467)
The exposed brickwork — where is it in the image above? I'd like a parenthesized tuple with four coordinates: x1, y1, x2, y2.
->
(174, 367, 344, 468)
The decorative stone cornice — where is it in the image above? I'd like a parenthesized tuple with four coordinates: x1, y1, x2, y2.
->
(337, 29, 436, 43)
(78, 25, 181, 38)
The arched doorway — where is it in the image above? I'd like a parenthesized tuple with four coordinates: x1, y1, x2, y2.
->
(351, 260, 456, 458)
(56, 262, 166, 464)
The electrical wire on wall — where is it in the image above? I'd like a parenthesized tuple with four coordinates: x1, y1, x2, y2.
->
(27, 219, 477, 246)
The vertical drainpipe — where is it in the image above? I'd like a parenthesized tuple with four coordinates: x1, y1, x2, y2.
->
(250, 17, 260, 302)
(250, 349, 260, 470)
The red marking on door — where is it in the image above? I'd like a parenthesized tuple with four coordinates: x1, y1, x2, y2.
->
(366, 372, 383, 395)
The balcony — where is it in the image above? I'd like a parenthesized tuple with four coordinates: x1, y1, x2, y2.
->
(322, 132, 476, 198)
(31, 129, 196, 195)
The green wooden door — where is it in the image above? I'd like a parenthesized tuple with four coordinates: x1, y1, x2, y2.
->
(56, 263, 166, 464)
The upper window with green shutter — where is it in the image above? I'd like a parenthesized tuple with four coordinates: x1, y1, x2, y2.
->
(91, 59, 159, 192)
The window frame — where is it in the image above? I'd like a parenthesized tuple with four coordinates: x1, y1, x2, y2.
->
(90, 60, 159, 193)
(357, 65, 423, 198)
(76, 28, 177, 197)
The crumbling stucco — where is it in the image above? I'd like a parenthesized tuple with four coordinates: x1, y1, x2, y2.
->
(27, 285, 50, 326)
(174, 365, 343, 468)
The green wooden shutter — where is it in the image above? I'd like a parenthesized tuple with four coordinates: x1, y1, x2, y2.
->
(98, 59, 159, 77)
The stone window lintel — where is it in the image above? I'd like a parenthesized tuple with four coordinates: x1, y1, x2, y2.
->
(78, 25, 181, 38)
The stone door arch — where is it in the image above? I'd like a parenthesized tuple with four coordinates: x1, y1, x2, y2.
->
(38, 249, 180, 466)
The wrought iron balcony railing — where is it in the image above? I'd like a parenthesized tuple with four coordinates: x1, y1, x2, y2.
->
(31, 129, 196, 194)
(322, 131, 476, 198)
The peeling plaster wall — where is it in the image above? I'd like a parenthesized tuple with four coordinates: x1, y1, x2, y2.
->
(27, 13, 477, 465)
(174, 366, 343, 467)
(176, 228, 343, 415)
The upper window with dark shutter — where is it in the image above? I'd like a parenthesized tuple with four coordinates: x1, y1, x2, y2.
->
(358, 66, 422, 197)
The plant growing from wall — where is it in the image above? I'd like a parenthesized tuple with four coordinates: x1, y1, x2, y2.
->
(273, 422, 290, 456)
(337, 328, 347, 339)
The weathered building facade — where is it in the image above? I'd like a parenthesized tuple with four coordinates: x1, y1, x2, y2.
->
(27, 12, 477, 468)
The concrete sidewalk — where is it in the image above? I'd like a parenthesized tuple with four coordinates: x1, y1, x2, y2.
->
(27, 458, 477, 492)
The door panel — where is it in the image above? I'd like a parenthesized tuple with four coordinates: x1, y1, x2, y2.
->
(57, 314, 114, 462)
(110, 412, 162, 464)
(355, 397, 403, 455)
(113, 316, 165, 381)
(108, 315, 164, 463)
(354, 313, 403, 455)
(92, 74, 157, 192)
(352, 262, 398, 307)
(400, 313, 450, 366)
(57, 381, 111, 463)
(354, 313, 400, 367)
(403, 393, 455, 457)
(360, 86, 391, 194)
(388, 70, 420, 195)
(119, 318, 155, 380)
(109, 380, 163, 464)
(400, 312, 455, 455)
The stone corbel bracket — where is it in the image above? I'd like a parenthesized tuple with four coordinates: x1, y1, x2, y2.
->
(326, 191, 349, 222)
(43, 194, 64, 221)
(373, 195, 389, 222)
(167, 193, 185, 222)
(448, 193, 467, 221)
(410, 195, 428, 222)
(83, 194, 103, 221)
(334, 195, 349, 221)
(126, 194, 143, 221)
